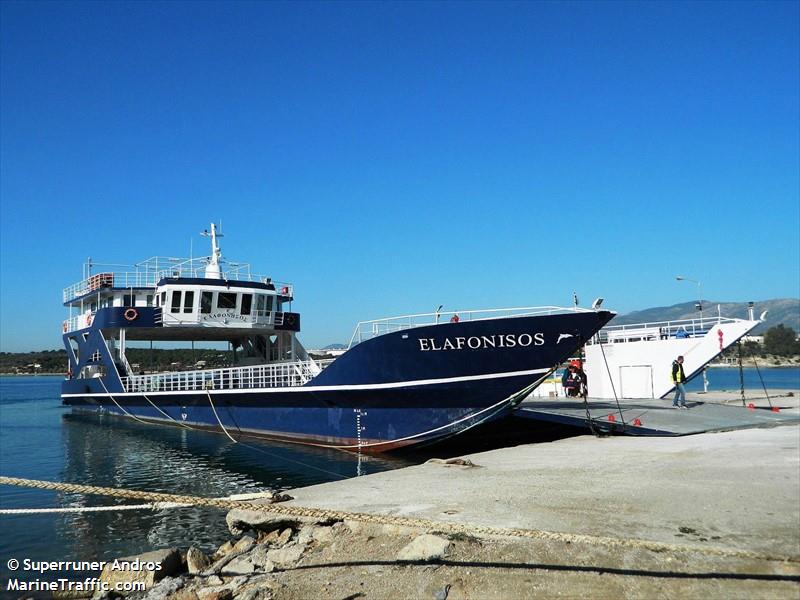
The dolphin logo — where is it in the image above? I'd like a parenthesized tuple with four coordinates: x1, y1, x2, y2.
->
(557, 333, 575, 344)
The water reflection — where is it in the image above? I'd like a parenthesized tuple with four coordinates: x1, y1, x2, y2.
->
(54, 412, 410, 559)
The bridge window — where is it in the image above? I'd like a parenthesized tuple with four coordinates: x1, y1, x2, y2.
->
(123, 294, 135, 307)
(256, 295, 265, 315)
(266, 296, 274, 312)
(201, 291, 213, 314)
(241, 294, 252, 316)
(171, 291, 182, 313)
(146, 295, 153, 307)
(160, 292, 166, 306)
(217, 292, 236, 310)
(183, 291, 195, 313)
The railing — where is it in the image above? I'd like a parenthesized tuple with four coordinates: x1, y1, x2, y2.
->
(62, 313, 95, 334)
(63, 256, 293, 303)
(348, 306, 595, 347)
(121, 359, 335, 393)
(589, 316, 743, 345)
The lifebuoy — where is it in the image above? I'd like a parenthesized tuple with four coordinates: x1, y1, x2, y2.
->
(86, 314, 93, 327)
(124, 308, 139, 322)
(286, 314, 296, 326)
(63, 322, 68, 333)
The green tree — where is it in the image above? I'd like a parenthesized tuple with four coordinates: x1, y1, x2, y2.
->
(763, 324, 800, 356)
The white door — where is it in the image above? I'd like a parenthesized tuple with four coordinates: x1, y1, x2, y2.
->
(619, 366, 654, 399)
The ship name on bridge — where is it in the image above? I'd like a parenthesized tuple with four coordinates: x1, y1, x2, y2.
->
(418, 333, 545, 351)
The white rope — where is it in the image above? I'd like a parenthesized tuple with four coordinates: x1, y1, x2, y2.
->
(142, 392, 196, 430)
(206, 390, 239, 443)
(0, 492, 277, 515)
(97, 377, 152, 425)
(0, 502, 189, 514)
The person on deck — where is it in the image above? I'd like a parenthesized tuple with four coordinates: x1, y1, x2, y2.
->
(672, 355, 688, 409)
(562, 362, 586, 397)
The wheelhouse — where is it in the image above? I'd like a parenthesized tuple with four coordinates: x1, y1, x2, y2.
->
(61, 224, 315, 388)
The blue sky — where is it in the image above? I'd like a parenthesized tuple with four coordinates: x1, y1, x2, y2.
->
(1, 1, 798, 352)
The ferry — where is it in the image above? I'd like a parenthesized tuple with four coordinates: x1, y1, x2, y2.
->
(529, 307, 763, 400)
(60, 224, 615, 451)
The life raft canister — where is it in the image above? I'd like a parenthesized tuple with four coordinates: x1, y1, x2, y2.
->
(123, 308, 139, 322)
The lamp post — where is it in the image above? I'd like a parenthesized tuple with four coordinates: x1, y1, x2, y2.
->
(675, 276, 703, 326)
(676, 276, 708, 393)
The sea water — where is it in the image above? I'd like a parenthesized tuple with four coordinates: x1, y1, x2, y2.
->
(0, 376, 409, 580)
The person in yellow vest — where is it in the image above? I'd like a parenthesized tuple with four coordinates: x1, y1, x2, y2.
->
(671, 355, 688, 409)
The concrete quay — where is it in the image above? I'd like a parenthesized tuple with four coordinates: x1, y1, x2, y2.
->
(134, 423, 800, 599)
(272, 423, 800, 599)
(286, 425, 800, 559)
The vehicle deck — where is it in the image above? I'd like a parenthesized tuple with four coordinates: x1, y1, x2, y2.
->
(514, 395, 800, 436)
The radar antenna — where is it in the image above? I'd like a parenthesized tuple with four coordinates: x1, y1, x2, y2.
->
(200, 223, 224, 279)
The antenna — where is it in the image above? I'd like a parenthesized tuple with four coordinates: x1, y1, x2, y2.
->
(200, 222, 224, 279)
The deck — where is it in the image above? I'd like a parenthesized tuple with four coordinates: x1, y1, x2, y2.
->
(514, 394, 800, 436)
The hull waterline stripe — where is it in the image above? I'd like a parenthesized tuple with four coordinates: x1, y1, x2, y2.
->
(62, 367, 551, 398)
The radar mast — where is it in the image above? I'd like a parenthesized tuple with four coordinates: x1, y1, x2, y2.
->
(201, 223, 223, 279)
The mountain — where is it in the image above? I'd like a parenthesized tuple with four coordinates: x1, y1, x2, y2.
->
(613, 299, 799, 334)
(322, 343, 347, 350)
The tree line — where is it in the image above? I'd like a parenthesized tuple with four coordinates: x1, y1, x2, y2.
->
(2, 325, 798, 374)
(726, 324, 800, 358)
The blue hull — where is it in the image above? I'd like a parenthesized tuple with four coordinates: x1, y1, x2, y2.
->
(63, 310, 614, 451)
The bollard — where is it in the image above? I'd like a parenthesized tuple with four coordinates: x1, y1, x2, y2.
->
(607, 414, 616, 422)
(747, 403, 756, 410)
(632, 418, 642, 426)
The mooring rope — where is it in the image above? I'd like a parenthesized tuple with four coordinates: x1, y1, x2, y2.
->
(751, 356, 774, 409)
(1, 476, 796, 564)
(205, 390, 239, 443)
(0, 503, 188, 514)
(142, 392, 193, 429)
(97, 378, 152, 426)
(597, 339, 626, 428)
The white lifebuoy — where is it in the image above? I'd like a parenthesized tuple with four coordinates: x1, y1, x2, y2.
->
(124, 308, 139, 322)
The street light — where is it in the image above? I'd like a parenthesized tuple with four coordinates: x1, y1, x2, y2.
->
(675, 276, 703, 325)
(676, 275, 708, 393)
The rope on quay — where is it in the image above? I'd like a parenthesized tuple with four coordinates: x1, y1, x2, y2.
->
(0, 502, 190, 514)
(1, 476, 797, 564)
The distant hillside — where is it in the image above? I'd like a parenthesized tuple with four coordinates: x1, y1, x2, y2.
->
(613, 299, 799, 334)
(322, 343, 347, 350)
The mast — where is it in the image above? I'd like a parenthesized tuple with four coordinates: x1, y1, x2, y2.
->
(201, 223, 224, 279)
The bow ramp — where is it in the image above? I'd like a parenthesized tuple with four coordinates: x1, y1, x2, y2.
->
(515, 397, 800, 436)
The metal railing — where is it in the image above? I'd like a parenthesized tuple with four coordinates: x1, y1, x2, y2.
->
(348, 306, 594, 347)
(121, 359, 335, 393)
(63, 255, 293, 303)
(63, 313, 95, 334)
(589, 316, 743, 345)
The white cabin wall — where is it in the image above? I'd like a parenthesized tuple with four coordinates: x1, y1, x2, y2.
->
(584, 319, 760, 399)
